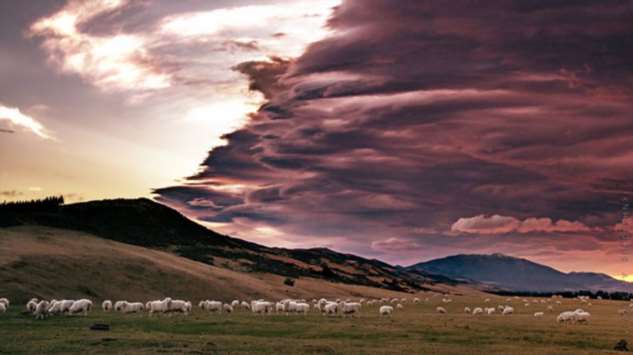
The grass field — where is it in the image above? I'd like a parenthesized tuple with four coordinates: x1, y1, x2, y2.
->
(1, 294, 633, 354)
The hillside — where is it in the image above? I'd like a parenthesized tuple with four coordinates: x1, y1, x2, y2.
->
(408, 253, 633, 293)
(0, 198, 449, 294)
(0, 226, 428, 303)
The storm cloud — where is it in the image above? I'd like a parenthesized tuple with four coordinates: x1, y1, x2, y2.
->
(155, 0, 633, 271)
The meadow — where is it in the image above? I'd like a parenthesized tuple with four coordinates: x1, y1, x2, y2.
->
(1, 294, 632, 354)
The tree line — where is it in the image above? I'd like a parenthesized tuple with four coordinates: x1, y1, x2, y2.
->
(492, 289, 633, 301)
(0, 196, 65, 212)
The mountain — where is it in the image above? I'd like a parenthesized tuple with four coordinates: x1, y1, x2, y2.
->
(0, 198, 453, 296)
(407, 253, 633, 293)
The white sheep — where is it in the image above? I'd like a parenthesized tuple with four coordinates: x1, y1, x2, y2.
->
(68, 299, 93, 315)
(323, 302, 338, 316)
(413, 297, 420, 304)
(240, 301, 251, 311)
(340, 302, 361, 316)
(485, 307, 495, 315)
(0, 297, 9, 307)
(34, 300, 50, 319)
(557, 311, 576, 323)
(102, 300, 113, 311)
(200, 300, 222, 313)
(379, 305, 394, 316)
(502, 306, 514, 315)
(464, 307, 471, 313)
(472, 307, 483, 315)
(27, 298, 39, 313)
(168, 300, 191, 314)
(116, 301, 144, 313)
(223, 304, 234, 313)
(294, 302, 310, 315)
(0, 303, 6, 313)
(534, 312, 544, 317)
(436, 306, 447, 314)
(148, 298, 172, 315)
(396, 303, 404, 309)
(48, 300, 63, 315)
(59, 300, 75, 314)
(251, 301, 273, 314)
(231, 300, 239, 308)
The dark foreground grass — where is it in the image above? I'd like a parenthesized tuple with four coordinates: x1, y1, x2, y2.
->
(1, 297, 632, 354)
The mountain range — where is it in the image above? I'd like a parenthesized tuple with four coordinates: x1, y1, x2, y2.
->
(408, 253, 633, 293)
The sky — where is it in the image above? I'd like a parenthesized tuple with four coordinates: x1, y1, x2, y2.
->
(2, 1, 633, 280)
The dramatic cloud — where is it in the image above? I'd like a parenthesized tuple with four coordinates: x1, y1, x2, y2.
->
(29, 0, 171, 93)
(152, 0, 633, 273)
(0, 104, 52, 139)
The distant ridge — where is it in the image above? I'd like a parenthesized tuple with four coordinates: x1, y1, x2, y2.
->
(407, 253, 633, 293)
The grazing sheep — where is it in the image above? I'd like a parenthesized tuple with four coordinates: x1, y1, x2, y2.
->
(114, 301, 127, 312)
(69, 299, 93, 316)
(200, 300, 222, 313)
(464, 307, 471, 314)
(34, 300, 50, 319)
(27, 298, 39, 313)
(241, 301, 251, 311)
(557, 311, 576, 323)
(547, 305, 554, 312)
(148, 298, 172, 315)
(59, 300, 75, 314)
(396, 303, 404, 309)
(436, 306, 447, 314)
(251, 301, 273, 314)
(485, 307, 495, 315)
(442, 298, 452, 303)
(323, 302, 338, 316)
(380, 305, 394, 316)
(413, 297, 421, 304)
(484, 298, 490, 303)
(0, 303, 6, 313)
(275, 302, 286, 313)
(48, 300, 63, 315)
(102, 300, 112, 311)
(574, 310, 591, 323)
(340, 302, 361, 316)
(0, 298, 9, 307)
(223, 304, 234, 313)
(116, 301, 144, 313)
(502, 306, 514, 315)
(168, 300, 191, 314)
(472, 307, 483, 315)
(294, 302, 310, 315)
(534, 312, 544, 317)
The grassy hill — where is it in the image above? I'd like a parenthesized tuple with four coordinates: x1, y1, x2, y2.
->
(0, 198, 450, 294)
(0, 225, 433, 303)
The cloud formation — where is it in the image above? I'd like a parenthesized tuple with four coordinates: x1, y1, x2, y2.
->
(0, 104, 52, 139)
(155, 0, 633, 272)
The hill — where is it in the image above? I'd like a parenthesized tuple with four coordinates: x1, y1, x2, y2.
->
(0, 198, 451, 295)
(407, 253, 633, 293)
(0, 225, 430, 303)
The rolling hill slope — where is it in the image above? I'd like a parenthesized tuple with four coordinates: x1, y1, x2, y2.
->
(0, 198, 452, 296)
(0, 226, 426, 303)
(408, 253, 633, 293)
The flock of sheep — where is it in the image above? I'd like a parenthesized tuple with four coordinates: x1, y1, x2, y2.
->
(2, 294, 632, 324)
